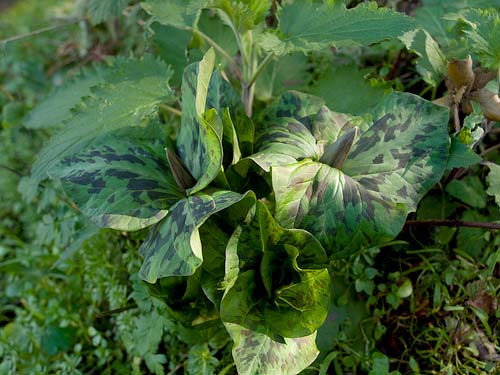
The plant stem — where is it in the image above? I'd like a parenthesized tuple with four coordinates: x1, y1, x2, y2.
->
(0, 19, 80, 44)
(195, 29, 242, 80)
(248, 52, 274, 87)
(160, 104, 182, 117)
(405, 219, 500, 230)
(95, 304, 137, 318)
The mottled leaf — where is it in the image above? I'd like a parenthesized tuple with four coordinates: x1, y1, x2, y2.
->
(176, 49, 224, 194)
(271, 92, 450, 257)
(139, 190, 255, 283)
(49, 136, 183, 231)
(273, 161, 407, 258)
(486, 163, 500, 207)
(225, 323, 319, 375)
(342, 93, 450, 210)
(259, 2, 415, 55)
(32, 56, 173, 185)
(221, 201, 330, 339)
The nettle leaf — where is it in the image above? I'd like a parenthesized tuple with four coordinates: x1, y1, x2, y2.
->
(23, 65, 108, 129)
(462, 9, 500, 70)
(225, 323, 319, 375)
(48, 136, 183, 231)
(221, 201, 330, 340)
(32, 56, 173, 185)
(259, 2, 415, 55)
(139, 190, 255, 283)
(141, 0, 201, 29)
(486, 163, 500, 207)
(265, 92, 450, 257)
(88, 0, 129, 24)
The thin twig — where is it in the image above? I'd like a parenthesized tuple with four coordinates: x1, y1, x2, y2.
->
(247, 52, 274, 87)
(95, 304, 137, 319)
(405, 219, 500, 230)
(160, 104, 182, 117)
(0, 19, 80, 44)
(195, 29, 242, 80)
(0, 164, 22, 177)
(481, 142, 500, 157)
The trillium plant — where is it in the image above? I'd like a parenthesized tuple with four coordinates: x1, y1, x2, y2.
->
(27, 1, 460, 374)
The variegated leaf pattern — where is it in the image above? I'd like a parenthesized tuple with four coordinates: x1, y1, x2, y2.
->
(342, 93, 450, 210)
(49, 136, 183, 231)
(221, 201, 330, 339)
(271, 92, 450, 257)
(176, 48, 223, 195)
(139, 190, 255, 283)
(273, 161, 407, 258)
(225, 323, 319, 375)
(249, 91, 355, 171)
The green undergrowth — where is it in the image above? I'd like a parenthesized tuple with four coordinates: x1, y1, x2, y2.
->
(1, 1, 500, 374)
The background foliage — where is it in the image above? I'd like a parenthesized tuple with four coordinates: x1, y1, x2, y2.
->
(1, 0, 500, 374)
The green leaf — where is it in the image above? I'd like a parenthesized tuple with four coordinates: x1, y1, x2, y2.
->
(141, 0, 200, 29)
(259, 2, 415, 55)
(225, 323, 319, 375)
(309, 64, 387, 115)
(486, 163, 500, 207)
(176, 49, 224, 194)
(40, 324, 76, 356)
(400, 28, 447, 86)
(463, 9, 500, 70)
(187, 343, 219, 375)
(23, 65, 108, 129)
(446, 175, 487, 209)
(32, 56, 173, 185)
(270, 92, 450, 257)
(144, 353, 167, 375)
(151, 23, 193, 87)
(249, 91, 329, 172)
(88, 0, 129, 24)
(369, 352, 390, 375)
(48, 136, 183, 231)
(139, 190, 255, 283)
(221, 201, 330, 339)
(446, 136, 482, 170)
(134, 311, 164, 356)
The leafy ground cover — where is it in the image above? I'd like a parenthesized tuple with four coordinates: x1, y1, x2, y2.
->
(1, 1, 500, 374)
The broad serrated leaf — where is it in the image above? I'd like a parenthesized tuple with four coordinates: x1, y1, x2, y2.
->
(23, 65, 108, 129)
(141, 0, 200, 29)
(266, 92, 450, 257)
(259, 2, 415, 55)
(221, 201, 329, 339)
(134, 311, 164, 356)
(48, 136, 183, 231)
(486, 163, 500, 207)
(88, 0, 129, 24)
(463, 9, 500, 70)
(32, 56, 173, 185)
(225, 323, 319, 375)
(139, 190, 255, 283)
